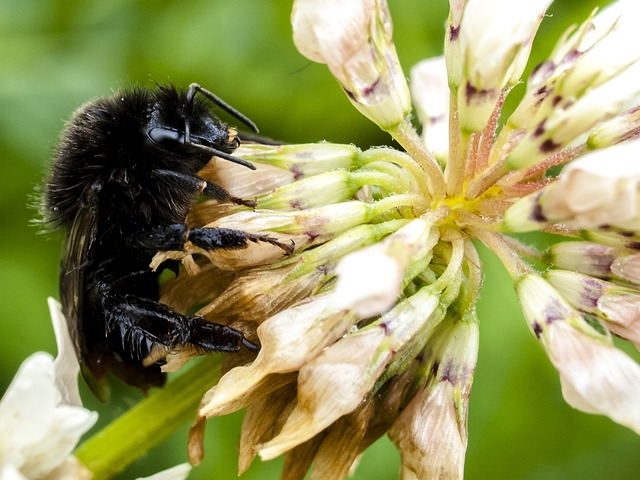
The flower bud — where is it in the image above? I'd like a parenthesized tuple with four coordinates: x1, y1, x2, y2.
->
(235, 142, 363, 178)
(510, 1, 640, 134)
(211, 196, 421, 247)
(507, 63, 640, 170)
(545, 269, 640, 349)
(389, 315, 479, 480)
(587, 106, 640, 149)
(410, 57, 450, 163)
(611, 252, 640, 285)
(504, 140, 640, 232)
(292, 0, 411, 130)
(516, 273, 640, 434)
(199, 157, 294, 199)
(332, 218, 438, 317)
(447, 0, 551, 132)
(256, 168, 415, 211)
(549, 242, 640, 283)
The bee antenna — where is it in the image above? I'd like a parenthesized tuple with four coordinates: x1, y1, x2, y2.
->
(187, 83, 259, 133)
(189, 143, 257, 170)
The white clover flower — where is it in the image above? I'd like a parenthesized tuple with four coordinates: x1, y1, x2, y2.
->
(105, 0, 640, 478)
(0, 299, 97, 480)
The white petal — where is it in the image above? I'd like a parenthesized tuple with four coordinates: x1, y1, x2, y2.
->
(389, 318, 478, 480)
(22, 406, 97, 478)
(333, 247, 402, 317)
(542, 139, 640, 230)
(459, 0, 551, 84)
(292, 0, 411, 129)
(390, 382, 466, 480)
(0, 465, 28, 480)
(546, 321, 640, 434)
(135, 463, 192, 480)
(410, 57, 450, 161)
(453, 0, 551, 130)
(611, 252, 640, 284)
(598, 293, 640, 349)
(560, 0, 640, 96)
(48, 297, 82, 407)
(332, 218, 436, 317)
(292, 0, 374, 66)
(0, 352, 97, 478)
(40, 456, 92, 480)
(258, 327, 388, 459)
(0, 353, 61, 460)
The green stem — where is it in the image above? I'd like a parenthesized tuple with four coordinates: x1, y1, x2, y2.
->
(75, 354, 222, 479)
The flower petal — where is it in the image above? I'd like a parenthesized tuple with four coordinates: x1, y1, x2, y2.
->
(547, 321, 640, 433)
(135, 463, 192, 480)
(410, 57, 450, 162)
(292, 0, 411, 129)
(333, 218, 437, 317)
(504, 139, 640, 232)
(517, 273, 640, 434)
(449, 0, 551, 131)
(48, 297, 82, 407)
(0, 353, 97, 479)
(389, 317, 478, 480)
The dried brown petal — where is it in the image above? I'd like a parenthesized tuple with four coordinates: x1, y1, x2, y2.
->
(239, 381, 298, 474)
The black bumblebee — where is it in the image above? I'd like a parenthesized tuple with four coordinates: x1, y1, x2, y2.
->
(42, 83, 286, 398)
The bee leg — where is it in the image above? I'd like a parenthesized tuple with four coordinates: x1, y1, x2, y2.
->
(101, 293, 258, 359)
(129, 224, 294, 253)
(150, 169, 204, 194)
(127, 224, 189, 251)
(189, 227, 294, 253)
(202, 181, 256, 208)
(151, 168, 254, 207)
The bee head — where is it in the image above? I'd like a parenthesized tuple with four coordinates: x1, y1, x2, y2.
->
(144, 85, 255, 170)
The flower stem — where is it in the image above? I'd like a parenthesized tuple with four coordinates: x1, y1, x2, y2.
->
(75, 355, 222, 479)
(446, 130, 471, 197)
(471, 228, 534, 280)
(389, 119, 445, 199)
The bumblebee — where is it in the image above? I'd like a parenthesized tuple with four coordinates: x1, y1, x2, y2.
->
(42, 83, 284, 398)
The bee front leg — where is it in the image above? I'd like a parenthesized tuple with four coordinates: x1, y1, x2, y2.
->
(129, 224, 293, 253)
(151, 168, 254, 207)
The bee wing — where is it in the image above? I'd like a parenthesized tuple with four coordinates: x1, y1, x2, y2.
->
(60, 198, 110, 401)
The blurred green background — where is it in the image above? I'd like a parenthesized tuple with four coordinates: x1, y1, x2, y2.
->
(1, 0, 638, 479)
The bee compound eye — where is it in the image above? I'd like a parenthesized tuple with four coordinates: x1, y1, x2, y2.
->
(146, 127, 185, 148)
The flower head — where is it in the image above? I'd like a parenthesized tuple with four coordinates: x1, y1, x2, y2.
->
(144, 0, 640, 478)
